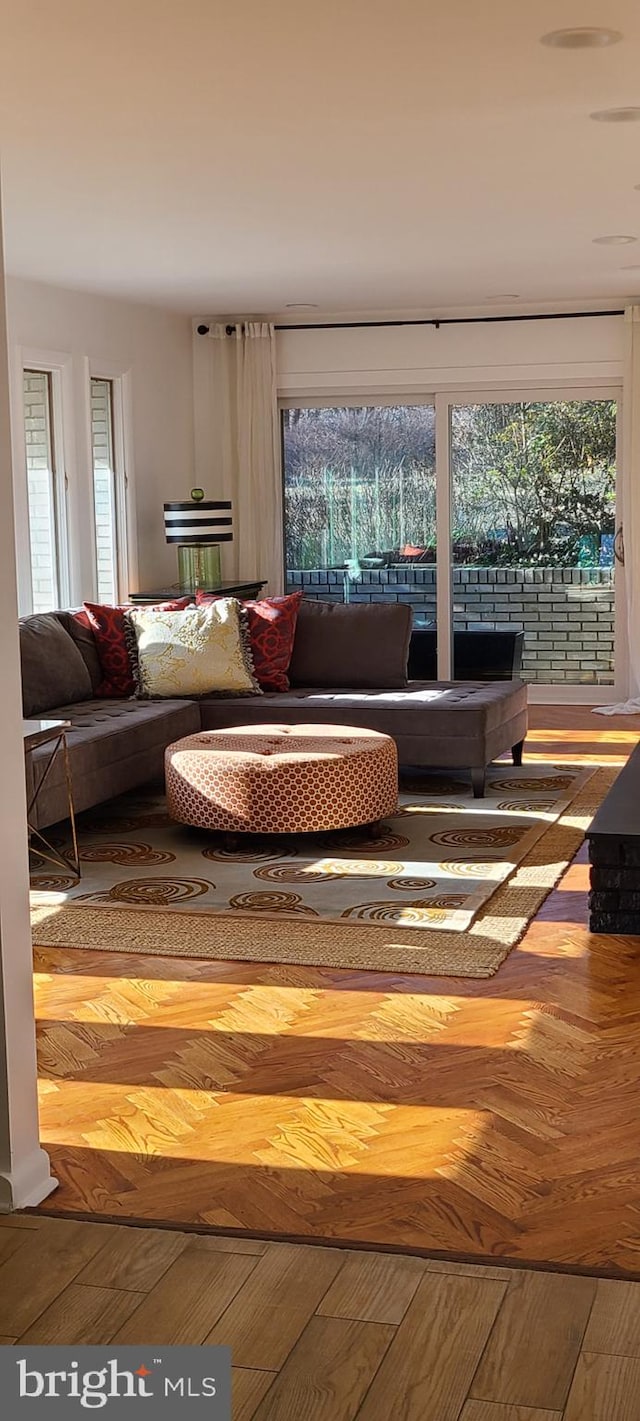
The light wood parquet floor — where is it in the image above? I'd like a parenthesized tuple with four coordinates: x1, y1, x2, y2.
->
(33, 707, 640, 1276)
(3, 1212, 640, 1420)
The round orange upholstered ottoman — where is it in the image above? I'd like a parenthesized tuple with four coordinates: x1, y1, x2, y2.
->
(165, 723, 398, 835)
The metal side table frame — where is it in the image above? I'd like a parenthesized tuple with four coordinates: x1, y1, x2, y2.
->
(24, 719, 80, 880)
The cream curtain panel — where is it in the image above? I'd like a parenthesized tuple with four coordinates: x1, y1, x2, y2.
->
(202, 322, 283, 595)
(594, 304, 640, 713)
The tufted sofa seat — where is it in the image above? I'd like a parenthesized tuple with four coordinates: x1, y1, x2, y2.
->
(25, 698, 200, 829)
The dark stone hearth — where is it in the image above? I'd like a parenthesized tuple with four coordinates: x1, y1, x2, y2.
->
(589, 865, 640, 890)
(587, 742, 640, 935)
(588, 840, 640, 868)
(590, 890, 640, 912)
(589, 912, 640, 934)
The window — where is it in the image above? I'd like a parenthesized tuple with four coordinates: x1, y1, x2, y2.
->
(23, 369, 67, 613)
(282, 394, 619, 690)
(17, 356, 133, 615)
(449, 399, 617, 686)
(91, 377, 119, 602)
(283, 403, 436, 603)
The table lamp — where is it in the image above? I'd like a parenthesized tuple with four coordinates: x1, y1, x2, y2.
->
(163, 489, 233, 593)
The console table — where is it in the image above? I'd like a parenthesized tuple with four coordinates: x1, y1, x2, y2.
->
(129, 579, 267, 603)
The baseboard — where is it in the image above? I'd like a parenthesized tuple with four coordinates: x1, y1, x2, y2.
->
(0, 1147, 58, 1212)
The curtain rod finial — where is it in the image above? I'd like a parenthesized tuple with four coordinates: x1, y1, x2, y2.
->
(196, 324, 209, 335)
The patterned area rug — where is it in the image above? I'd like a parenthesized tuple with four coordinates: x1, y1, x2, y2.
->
(30, 763, 610, 978)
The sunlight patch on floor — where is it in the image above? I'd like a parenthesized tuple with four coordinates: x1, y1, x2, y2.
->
(38, 1077, 484, 1173)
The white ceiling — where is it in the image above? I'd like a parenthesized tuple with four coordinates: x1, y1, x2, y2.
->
(2, 0, 640, 316)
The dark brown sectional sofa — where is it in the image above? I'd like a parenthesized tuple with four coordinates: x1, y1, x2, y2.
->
(20, 608, 528, 830)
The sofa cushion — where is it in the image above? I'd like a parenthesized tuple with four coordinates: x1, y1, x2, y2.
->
(197, 588, 303, 691)
(83, 599, 191, 698)
(56, 610, 103, 692)
(82, 603, 138, 697)
(288, 600, 413, 689)
(20, 613, 93, 717)
(126, 601, 260, 698)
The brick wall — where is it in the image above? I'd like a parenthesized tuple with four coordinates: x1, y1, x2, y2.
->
(287, 566, 615, 685)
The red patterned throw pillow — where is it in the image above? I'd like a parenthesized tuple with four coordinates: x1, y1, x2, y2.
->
(196, 590, 303, 691)
(81, 599, 191, 697)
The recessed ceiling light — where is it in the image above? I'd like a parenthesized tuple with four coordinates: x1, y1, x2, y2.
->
(285, 303, 319, 310)
(541, 27, 622, 49)
(593, 234, 637, 245)
(590, 106, 640, 123)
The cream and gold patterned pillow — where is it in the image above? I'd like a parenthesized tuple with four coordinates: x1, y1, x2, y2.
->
(126, 600, 260, 698)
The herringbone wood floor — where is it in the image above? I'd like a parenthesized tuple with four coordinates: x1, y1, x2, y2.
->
(2, 1214, 640, 1419)
(34, 708, 640, 1275)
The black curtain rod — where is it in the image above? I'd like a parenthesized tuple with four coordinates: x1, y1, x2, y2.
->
(196, 309, 623, 337)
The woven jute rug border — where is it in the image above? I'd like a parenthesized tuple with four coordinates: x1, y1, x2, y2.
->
(31, 766, 614, 979)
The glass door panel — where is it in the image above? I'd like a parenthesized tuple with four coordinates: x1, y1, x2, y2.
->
(449, 399, 617, 686)
(282, 404, 437, 667)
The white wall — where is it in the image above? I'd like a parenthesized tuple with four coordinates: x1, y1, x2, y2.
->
(7, 278, 195, 603)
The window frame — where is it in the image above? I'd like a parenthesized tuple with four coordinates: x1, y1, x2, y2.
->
(87, 360, 137, 605)
(279, 382, 624, 703)
(15, 351, 73, 614)
(11, 348, 137, 613)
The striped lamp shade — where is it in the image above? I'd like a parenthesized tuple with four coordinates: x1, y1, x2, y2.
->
(163, 500, 233, 547)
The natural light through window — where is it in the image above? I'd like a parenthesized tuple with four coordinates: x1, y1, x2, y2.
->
(23, 368, 63, 612)
(91, 377, 119, 602)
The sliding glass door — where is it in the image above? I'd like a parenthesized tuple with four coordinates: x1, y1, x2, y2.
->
(449, 396, 618, 689)
(281, 388, 621, 697)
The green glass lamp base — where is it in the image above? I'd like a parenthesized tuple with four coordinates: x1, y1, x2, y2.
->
(177, 544, 222, 594)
